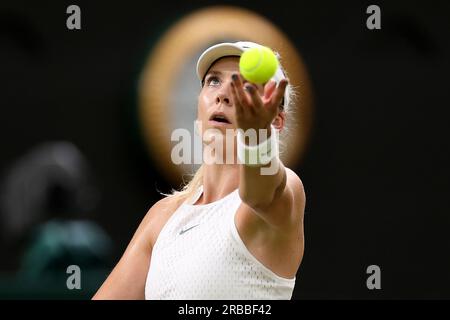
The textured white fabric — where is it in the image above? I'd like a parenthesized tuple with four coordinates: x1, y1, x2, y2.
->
(145, 185, 296, 300)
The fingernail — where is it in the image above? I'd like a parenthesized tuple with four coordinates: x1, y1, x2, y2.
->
(232, 74, 238, 81)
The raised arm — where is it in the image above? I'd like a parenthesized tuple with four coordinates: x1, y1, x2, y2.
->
(230, 74, 305, 229)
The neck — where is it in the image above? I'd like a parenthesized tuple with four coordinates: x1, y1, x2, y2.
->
(200, 163, 239, 204)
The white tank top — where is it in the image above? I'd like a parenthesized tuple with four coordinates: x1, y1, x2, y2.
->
(144, 185, 296, 300)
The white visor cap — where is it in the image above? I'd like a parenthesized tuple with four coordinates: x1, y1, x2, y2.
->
(196, 41, 289, 108)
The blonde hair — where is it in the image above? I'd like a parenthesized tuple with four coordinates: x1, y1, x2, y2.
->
(162, 58, 297, 204)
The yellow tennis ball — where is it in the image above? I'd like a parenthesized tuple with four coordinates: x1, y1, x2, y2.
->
(239, 46, 278, 84)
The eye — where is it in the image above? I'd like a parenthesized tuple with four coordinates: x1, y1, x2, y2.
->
(206, 75, 220, 87)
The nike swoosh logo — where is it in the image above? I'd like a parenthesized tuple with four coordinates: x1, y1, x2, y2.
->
(179, 224, 200, 235)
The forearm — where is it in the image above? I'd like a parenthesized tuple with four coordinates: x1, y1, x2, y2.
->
(230, 72, 290, 209)
(238, 129, 286, 209)
(239, 160, 286, 209)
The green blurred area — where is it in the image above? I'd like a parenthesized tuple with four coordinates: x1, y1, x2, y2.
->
(0, 219, 113, 299)
(0, 269, 109, 299)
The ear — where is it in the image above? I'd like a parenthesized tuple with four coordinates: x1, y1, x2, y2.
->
(272, 111, 286, 132)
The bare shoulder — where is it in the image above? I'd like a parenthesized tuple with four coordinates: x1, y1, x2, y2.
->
(141, 195, 185, 248)
(285, 168, 305, 200)
(285, 167, 306, 220)
(146, 195, 182, 218)
(92, 195, 183, 299)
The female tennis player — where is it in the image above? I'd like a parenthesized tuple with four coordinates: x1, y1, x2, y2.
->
(93, 41, 305, 300)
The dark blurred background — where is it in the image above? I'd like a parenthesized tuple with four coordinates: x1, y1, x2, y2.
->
(0, 0, 449, 299)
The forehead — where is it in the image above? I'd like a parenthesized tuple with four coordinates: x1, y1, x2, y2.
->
(207, 56, 240, 74)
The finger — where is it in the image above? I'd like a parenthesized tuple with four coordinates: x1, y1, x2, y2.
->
(230, 80, 244, 115)
(271, 79, 288, 110)
(244, 84, 263, 111)
(263, 80, 277, 101)
(232, 74, 252, 109)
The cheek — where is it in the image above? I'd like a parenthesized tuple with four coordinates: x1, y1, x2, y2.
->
(198, 91, 215, 117)
(200, 91, 215, 105)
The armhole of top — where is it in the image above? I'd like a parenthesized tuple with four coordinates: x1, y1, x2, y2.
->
(228, 200, 296, 284)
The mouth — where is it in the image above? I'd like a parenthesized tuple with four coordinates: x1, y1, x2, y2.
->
(209, 113, 231, 125)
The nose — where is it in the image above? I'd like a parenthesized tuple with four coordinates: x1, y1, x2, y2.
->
(215, 81, 232, 106)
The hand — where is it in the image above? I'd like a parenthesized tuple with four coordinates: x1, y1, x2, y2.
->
(230, 73, 288, 134)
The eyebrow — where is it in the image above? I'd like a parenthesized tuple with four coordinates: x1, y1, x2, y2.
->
(203, 70, 264, 92)
(205, 70, 222, 77)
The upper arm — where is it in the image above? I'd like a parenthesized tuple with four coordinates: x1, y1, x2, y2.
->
(244, 168, 305, 230)
(92, 197, 174, 300)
